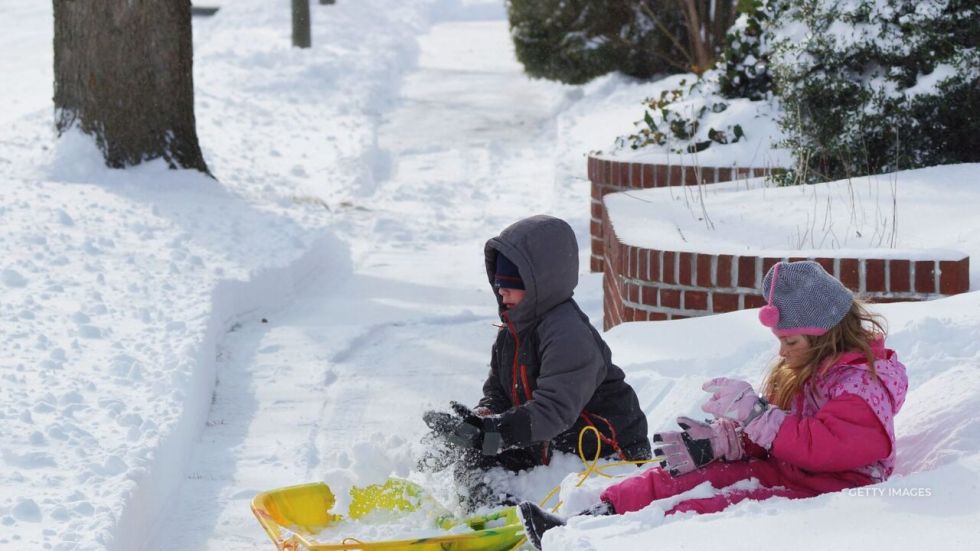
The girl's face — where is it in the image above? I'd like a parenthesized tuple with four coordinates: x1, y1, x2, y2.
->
(778, 335, 812, 368)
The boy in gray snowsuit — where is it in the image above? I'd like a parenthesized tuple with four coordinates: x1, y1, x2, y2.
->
(423, 215, 651, 509)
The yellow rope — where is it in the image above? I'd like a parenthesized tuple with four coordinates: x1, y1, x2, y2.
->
(539, 425, 662, 512)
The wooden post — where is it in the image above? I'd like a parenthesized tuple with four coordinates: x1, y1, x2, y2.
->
(292, 0, 311, 48)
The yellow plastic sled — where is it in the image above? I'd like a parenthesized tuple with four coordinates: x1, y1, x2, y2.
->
(251, 480, 525, 551)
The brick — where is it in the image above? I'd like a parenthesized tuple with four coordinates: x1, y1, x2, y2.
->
(649, 312, 668, 321)
(624, 307, 636, 322)
(890, 259, 911, 293)
(642, 164, 655, 188)
(869, 296, 924, 304)
(753, 167, 767, 177)
(591, 241, 603, 263)
(669, 165, 683, 187)
(915, 260, 936, 293)
(630, 163, 644, 187)
(603, 160, 613, 186)
(590, 256, 603, 273)
(939, 258, 969, 294)
(641, 285, 658, 307)
(717, 167, 733, 182)
(815, 257, 835, 275)
(627, 283, 639, 303)
(696, 254, 712, 286)
(627, 247, 637, 278)
(744, 294, 767, 308)
(702, 167, 716, 184)
(671, 314, 688, 320)
(655, 165, 669, 187)
(587, 157, 596, 182)
(716, 255, 733, 287)
(839, 258, 860, 290)
(591, 201, 603, 220)
(662, 251, 676, 284)
(683, 166, 699, 186)
(678, 252, 694, 285)
(618, 161, 631, 189)
(762, 257, 780, 276)
(865, 259, 886, 292)
(649, 250, 661, 281)
(789, 256, 807, 263)
(713, 292, 740, 312)
(684, 290, 708, 310)
(637, 249, 649, 280)
(590, 219, 602, 238)
(661, 289, 681, 308)
(737, 256, 756, 288)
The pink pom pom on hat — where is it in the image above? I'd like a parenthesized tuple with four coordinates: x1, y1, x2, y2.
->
(759, 261, 853, 336)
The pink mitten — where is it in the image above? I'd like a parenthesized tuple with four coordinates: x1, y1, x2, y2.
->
(701, 377, 769, 424)
(652, 417, 744, 477)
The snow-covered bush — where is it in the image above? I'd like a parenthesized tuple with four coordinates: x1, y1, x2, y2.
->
(505, 0, 686, 85)
(717, 0, 788, 100)
(617, 75, 747, 153)
(771, 0, 980, 182)
(616, 2, 779, 155)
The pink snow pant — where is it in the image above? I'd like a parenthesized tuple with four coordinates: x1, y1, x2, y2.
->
(600, 461, 816, 515)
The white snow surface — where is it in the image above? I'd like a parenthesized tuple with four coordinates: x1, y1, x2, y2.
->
(605, 164, 979, 266)
(1, 1, 978, 550)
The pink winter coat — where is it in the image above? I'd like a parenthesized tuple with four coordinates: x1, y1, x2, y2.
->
(601, 341, 908, 515)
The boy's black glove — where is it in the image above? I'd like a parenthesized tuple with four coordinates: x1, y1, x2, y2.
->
(423, 401, 506, 456)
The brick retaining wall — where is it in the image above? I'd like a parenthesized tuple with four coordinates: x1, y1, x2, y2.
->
(588, 155, 972, 330)
(588, 155, 770, 272)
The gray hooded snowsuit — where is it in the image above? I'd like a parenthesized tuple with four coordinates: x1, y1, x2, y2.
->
(480, 215, 651, 463)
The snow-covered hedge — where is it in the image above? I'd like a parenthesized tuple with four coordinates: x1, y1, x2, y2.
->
(505, 0, 685, 85)
(771, 0, 980, 182)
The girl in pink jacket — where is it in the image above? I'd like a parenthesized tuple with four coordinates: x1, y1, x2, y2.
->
(518, 260, 908, 549)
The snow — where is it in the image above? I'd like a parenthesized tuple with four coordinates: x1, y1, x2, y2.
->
(604, 164, 978, 268)
(602, 72, 792, 169)
(1, 1, 978, 550)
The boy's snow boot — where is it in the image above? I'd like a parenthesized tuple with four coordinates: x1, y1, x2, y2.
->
(517, 502, 566, 550)
(518, 500, 616, 549)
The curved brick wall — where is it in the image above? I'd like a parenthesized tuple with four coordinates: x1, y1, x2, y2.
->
(588, 155, 769, 272)
(588, 155, 971, 330)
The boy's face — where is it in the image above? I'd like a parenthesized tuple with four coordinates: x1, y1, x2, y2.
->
(498, 287, 525, 309)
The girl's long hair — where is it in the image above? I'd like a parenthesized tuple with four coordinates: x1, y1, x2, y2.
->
(762, 300, 887, 410)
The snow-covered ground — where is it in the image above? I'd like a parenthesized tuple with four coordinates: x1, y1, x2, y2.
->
(1, 1, 978, 550)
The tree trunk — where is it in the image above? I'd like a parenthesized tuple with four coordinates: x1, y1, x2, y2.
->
(53, 0, 209, 174)
(292, 0, 311, 48)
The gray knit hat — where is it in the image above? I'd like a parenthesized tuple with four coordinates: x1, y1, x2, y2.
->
(759, 261, 853, 336)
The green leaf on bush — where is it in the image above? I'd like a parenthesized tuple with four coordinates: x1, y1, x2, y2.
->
(688, 140, 712, 153)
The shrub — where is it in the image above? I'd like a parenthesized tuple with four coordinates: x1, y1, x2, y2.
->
(505, 0, 685, 85)
(771, 0, 980, 182)
(717, 0, 788, 100)
(617, 76, 747, 153)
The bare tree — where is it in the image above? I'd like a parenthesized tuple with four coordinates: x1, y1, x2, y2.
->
(641, 0, 739, 74)
(53, 0, 209, 174)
